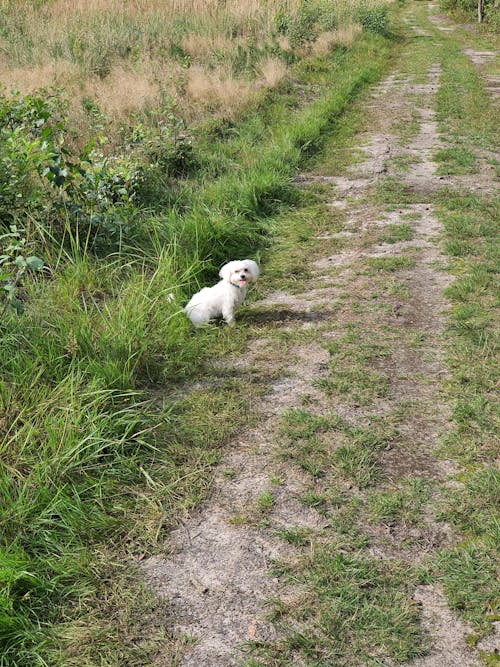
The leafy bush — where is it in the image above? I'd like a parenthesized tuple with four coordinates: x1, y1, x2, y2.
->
(288, 0, 338, 47)
(0, 93, 64, 225)
(138, 110, 199, 178)
(0, 91, 201, 255)
(355, 5, 389, 36)
(440, 0, 499, 26)
(0, 225, 44, 314)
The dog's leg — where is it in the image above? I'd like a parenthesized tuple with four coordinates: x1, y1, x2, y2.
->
(222, 305, 235, 326)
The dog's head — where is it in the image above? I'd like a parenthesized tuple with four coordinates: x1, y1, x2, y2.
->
(219, 259, 260, 288)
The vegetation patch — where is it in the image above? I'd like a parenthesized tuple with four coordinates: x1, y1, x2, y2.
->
(435, 146, 478, 175)
(377, 223, 415, 244)
(366, 255, 416, 272)
(435, 544, 499, 634)
(249, 550, 425, 666)
(367, 478, 432, 526)
(375, 177, 422, 207)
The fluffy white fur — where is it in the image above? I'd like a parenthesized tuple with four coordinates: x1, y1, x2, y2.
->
(185, 259, 259, 326)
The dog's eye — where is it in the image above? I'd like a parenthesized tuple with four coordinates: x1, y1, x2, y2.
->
(242, 268, 248, 272)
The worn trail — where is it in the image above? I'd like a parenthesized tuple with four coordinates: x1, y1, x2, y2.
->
(143, 5, 498, 666)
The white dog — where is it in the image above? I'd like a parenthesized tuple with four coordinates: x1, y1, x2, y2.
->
(185, 259, 259, 327)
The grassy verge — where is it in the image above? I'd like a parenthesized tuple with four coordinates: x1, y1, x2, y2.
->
(0, 14, 398, 667)
(432, 28, 499, 643)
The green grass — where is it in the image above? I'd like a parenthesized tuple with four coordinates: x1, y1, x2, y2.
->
(280, 408, 340, 440)
(377, 223, 415, 244)
(366, 255, 416, 272)
(435, 147, 478, 175)
(312, 328, 394, 406)
(262, 196, 344, 291)
(257, 490, 275, 512)
(0, 15, 401, 664)
(280, 407, 397, 488)
(436, 544, 499, 634)
(436, 39, 499, 152)
(316, 367, 390, 404)
(375, 177, 422, 207)
(249, 550, 425, 666)
(436, 189, 499, 469)
(437, 467, 500, 545)
(430, 21, 500, 639)
(276, 527, 313, 547)
(4, 1, 498, 663)
(367, 478, 432, 526)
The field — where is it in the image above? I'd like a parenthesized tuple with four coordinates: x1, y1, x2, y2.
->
(0, 0, 498, 665)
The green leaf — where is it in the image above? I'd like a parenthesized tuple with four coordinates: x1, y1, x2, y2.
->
(25, 256, 44, 271)
(10, 299, 24, 314)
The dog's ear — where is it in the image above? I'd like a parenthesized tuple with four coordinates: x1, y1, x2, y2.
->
(219, 262, 234, 282)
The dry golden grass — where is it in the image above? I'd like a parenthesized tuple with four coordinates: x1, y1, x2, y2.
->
(258, 58, 289, 88)
(35, 0, 302, 31)
(311, 24, 362, 55)
(335, 23, 363, 47)
(180, 34, 245, 63)
(277, 35, 292, 52)
(0, 61, 79, 95)
(185, 65, 256, 118)
(311, 31, 340, 56)
(86, 67, 160, 117)
(0, 0, 390, 131)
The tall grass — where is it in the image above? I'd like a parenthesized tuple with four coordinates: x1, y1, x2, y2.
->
(0, 0, 392, 127)
(439, 0, 500, 30)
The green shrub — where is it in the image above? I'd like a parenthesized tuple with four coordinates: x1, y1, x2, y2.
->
(0, 91, 200, 254)
(288, 0, 337, 47)
(440, 0, 499, 26)
(355, 5, 389, 36)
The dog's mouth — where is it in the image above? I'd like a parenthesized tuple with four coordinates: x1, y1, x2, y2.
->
(234, 277, 248, 286)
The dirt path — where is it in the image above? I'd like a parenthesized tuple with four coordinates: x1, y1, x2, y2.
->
(142, 5, 498, 666)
